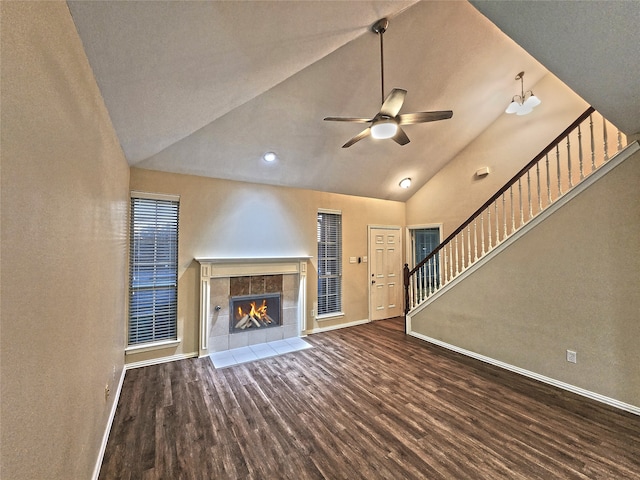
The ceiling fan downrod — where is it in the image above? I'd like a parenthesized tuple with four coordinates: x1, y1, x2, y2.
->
(372, 18, 389, 105)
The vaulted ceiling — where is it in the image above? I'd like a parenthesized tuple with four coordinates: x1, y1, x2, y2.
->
(67, 1, 639, 201)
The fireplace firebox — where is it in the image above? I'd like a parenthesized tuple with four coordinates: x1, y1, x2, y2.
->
(229, 292, 281, 334)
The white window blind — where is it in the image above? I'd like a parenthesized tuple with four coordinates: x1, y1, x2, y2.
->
(128, 195, 179, 345)
(317, 211, 342, 315)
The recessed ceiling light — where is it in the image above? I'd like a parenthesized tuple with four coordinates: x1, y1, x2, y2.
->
(399, 177, 411, 189)
(263, 152, 277, 162)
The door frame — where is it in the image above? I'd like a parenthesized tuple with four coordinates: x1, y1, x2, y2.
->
(367, 224, 403, 322)
(405, 223, 443, 269)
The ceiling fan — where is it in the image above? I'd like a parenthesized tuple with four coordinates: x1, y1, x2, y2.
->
(324, 18, 453, 148)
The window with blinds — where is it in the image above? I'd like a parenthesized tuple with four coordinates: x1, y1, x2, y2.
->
(128, 194, 179, 345)
(317, 210, 342, 316)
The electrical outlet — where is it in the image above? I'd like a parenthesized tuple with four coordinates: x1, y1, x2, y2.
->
(566, 350, 577, 363)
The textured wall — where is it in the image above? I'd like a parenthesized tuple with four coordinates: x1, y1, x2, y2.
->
(410, 148, 640, 408)
(1, 3, 130, 478)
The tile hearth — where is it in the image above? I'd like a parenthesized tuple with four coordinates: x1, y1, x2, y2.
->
(209, 337, 312, 368)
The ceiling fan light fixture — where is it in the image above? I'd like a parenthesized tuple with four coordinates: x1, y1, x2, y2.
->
(399, 177, 411, 189)
(371, 119, 398, 139)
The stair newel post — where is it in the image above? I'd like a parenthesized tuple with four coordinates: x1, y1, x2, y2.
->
(403, 263, 410, 314)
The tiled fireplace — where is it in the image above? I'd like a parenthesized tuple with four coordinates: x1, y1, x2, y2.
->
(196, 257, 310, 357)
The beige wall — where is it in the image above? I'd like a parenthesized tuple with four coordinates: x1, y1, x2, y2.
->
(406, 73, 590, 237)
(128, 168, 405, 363)
(1, 3, 130, 479)
(410, 148, 640, 407)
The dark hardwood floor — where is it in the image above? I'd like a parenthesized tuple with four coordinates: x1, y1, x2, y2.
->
(100, 318, 640, 479)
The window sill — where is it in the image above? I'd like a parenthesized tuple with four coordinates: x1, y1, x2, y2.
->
(125, 339, 181, 355)
(315, 312, 345, 322)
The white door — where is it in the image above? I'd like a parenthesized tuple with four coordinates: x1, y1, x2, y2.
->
(369, 226, 402, 321)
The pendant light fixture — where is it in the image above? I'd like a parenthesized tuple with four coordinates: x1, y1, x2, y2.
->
(505, 71, 541, 116)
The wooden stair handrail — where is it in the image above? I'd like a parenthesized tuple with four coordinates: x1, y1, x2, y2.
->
(407, 106, 595, 279)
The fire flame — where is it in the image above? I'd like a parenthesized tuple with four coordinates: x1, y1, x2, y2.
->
(234, 299, 273, 329)
(237, 300, 268, 320)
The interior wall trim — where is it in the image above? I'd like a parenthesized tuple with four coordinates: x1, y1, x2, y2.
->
(92, 366, 126, 480)
(125, 352, 199, 370)
(409, 331, 640, 417)
(307, 318, 369, 335)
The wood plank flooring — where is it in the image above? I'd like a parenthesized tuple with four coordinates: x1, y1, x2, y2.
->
(100, 318, 640, 479)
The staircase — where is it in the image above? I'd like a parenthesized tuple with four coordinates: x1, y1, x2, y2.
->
(404, 107, 634, 315)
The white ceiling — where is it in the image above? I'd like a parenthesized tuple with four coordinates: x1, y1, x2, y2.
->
(67, 1, 637, 201)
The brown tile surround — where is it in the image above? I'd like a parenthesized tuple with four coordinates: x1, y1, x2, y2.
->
(230, 275, 283, 296)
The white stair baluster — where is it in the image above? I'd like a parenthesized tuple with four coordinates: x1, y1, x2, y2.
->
(578, 124, 584, 180)
(473, 219, 478, 262)
(460, 229, 466, 270)
(618, 130, 623, 152)
(510, 186, 515, 233)
(487, 208, 492, 250)
(480, 212, 485, 255)
(567, 134, 573, 189)
(454, 237, 459, 275)
(502, 193, 507, 238)
(536, 162, 542, 212)
(603, 116, 609, 162)
(467, 225, 472, 265)
(527, 171, 533, 220)
(518, 178, 524, 227)
(495, 201, 500, 245)
(556, 145, 562, 196)
(590, 114, 596, 172)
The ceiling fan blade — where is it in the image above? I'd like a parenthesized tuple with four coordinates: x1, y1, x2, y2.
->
(397, 110, 453, 125)
(342, 127, 371, 148)
(392, 126, 410, 146)
(324, 116, 373, 123)
(379, 88, 407, 117)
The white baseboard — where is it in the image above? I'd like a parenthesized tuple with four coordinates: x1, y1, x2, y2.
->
(409, 331, 640, 417)
(125, 351, 199, 370)
(306, 318, 370, 335)
(92, 366, 126, 480)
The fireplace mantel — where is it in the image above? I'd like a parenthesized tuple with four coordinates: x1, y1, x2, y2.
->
(196, 256, 312, 278)
(196, 256, 311, 357)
